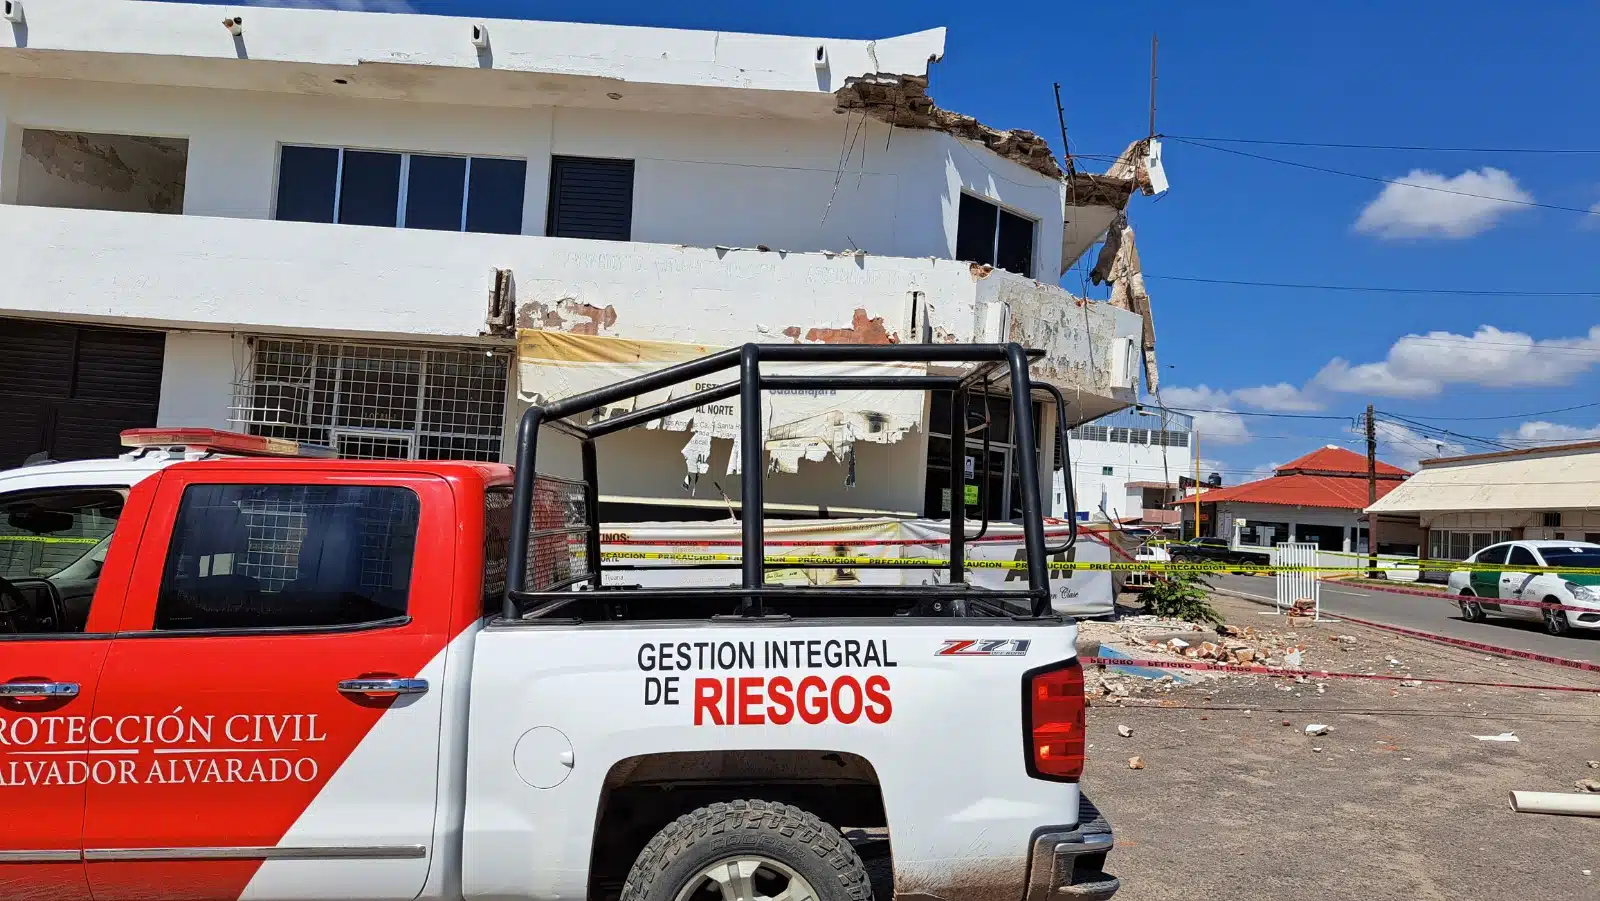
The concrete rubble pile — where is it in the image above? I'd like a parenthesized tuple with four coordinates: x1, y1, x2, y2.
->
(1080, 615, 1324, 699)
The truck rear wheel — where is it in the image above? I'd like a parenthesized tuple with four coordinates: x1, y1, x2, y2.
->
(621, 800, 872, 901)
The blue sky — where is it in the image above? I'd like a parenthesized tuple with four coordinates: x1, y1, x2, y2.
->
(222, 1, 1600, 479)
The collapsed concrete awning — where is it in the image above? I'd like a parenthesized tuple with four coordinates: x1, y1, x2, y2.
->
(834, 73, 1063, 178)
(516, 330, 925, 480)
(1061, 138, 1167, 274)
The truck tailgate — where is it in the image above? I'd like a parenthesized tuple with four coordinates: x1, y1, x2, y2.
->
(462, 618, 1083, 901)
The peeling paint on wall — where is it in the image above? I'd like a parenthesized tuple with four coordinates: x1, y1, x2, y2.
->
(18, 129, 187, 214)
(797, 308, 899, 344)
(517, 297, 621, 335)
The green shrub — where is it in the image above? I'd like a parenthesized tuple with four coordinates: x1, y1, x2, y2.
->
(1137, 572, 1224, 626)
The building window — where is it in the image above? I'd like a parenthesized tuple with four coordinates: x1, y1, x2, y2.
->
(1428, 529, 1513, 561)
(1239, 521, 1290, 548)
(235, 338, 510, 462)
(155, 484, 420, 631)
(546, 156, 635, 241)
(1541, 511, 1563, 528)
(1101, 466, 1114, 476)
(955, 194, 1035, 277)
(274, 145, 526, 235)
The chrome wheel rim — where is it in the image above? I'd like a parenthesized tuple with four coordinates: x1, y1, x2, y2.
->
(1545, 607, 1567, 634)
(673, 855, 819, 901)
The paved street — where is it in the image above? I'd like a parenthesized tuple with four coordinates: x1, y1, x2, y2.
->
(1205, 574, 1600, 664)
(1089, 596, 1600, 901)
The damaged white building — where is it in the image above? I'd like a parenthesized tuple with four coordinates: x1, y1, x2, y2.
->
(0, 0, 1163, 520)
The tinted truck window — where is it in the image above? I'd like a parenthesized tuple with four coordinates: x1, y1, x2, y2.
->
(156, 484, 420, 631)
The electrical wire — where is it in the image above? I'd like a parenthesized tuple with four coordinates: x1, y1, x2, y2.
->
(1162, 406, 1354, 421)
(1162, 134, 1600, 155)
(1379, 400, 1600, 422)
(1171, 137, 1600, 217)
(1374, 412, 1516, 452)
(1147, 274, 1600, 298)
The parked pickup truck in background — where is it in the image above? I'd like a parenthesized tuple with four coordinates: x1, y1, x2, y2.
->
(1, 343, 1119, 901)
(1165, 537, 1265, 569)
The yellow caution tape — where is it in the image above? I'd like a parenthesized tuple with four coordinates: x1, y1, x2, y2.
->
(0, 535, 101, 545)
(597, 550, 1600, 576)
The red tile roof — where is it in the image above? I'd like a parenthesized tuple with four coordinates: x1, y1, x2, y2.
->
(1275, 446, 1409, 478)
(1172, 447, 1412, 511)
(1184, 473, 1406, 510)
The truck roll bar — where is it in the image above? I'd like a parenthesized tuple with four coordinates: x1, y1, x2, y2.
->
(503, 342, 1069, 621)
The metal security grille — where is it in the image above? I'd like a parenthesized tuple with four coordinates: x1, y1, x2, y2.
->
(235, 338, 509, 461)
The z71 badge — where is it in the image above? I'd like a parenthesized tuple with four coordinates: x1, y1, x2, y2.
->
(936, 639, 1031, 657)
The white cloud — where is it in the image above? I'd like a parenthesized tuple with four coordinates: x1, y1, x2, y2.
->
(1313, 358, 1441, 398)
(1313, 325, 1600, 397)
(1158, 385, 1253, 445)
(1354, 167, 1532, 239)
(1232, 382, 1326, 412)
(1243, 460, 1280, 483)
(1501, 421, 1600, 443)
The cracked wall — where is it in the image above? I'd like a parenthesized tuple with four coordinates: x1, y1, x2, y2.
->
(17, 129, 188, 215)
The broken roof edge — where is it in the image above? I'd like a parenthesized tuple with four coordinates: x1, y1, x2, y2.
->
(834, 73, 1064, 178)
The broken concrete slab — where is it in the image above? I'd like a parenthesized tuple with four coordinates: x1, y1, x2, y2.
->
(834, 73, 1063, 178)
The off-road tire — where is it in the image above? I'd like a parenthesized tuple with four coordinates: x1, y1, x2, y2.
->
(620, 800, 872, 901)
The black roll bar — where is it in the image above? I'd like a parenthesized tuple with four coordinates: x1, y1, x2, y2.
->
(503, 342, 1063, 620)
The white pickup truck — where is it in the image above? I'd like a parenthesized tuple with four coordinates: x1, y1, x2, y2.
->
(0, 343, 1118, 901)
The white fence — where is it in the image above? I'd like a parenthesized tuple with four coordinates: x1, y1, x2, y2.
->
(1272, 542, 1322, 619)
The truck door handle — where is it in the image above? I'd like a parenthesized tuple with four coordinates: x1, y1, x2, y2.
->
(0, 681, 79, 699)
(338, 678, 428, 696)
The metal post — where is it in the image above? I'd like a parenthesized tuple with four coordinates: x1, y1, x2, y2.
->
(949, 387, 967, 587)
(504, 407, 542, 620)
(1366, 404, 1379, 577)
(1005, 344, 1050, 614)
(582, 438, 602, 589)
(739, 344, 764, 615)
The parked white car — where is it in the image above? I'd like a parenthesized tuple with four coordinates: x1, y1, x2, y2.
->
(1447, 540, 1600, 636)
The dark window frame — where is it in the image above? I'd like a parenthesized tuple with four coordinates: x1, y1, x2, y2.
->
(955, 192, 1037, 278)
(273, 144, 527, 235)
(546, 155, 636, 242)
(153, 483, 422, 633)
(1506, 545, 1539, 568)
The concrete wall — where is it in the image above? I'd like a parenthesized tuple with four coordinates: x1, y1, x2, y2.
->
(1427, 509, 1600, 541)
(156, 331, 242, 429)
(1211, 501, 1362, 552)
(0, 203, 1137, 387)
(532, 419, 931, 515)
(17, 129, 187, 214)
(0, 0, 945, 97)
(0, 75, 1064, 272)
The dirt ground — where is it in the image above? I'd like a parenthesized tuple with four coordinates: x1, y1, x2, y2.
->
(1082, 592, 1600, 901)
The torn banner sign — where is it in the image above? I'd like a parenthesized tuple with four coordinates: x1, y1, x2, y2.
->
(516, 331, 925, 476)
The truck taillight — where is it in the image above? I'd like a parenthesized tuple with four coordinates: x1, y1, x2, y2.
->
(1025, 660, 1085, 781)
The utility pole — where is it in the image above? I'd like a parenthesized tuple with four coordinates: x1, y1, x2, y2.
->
(1148, 34, 1159, 139)
(1366, 405, 1379, 576)
(1192, 428, 1202, 539)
